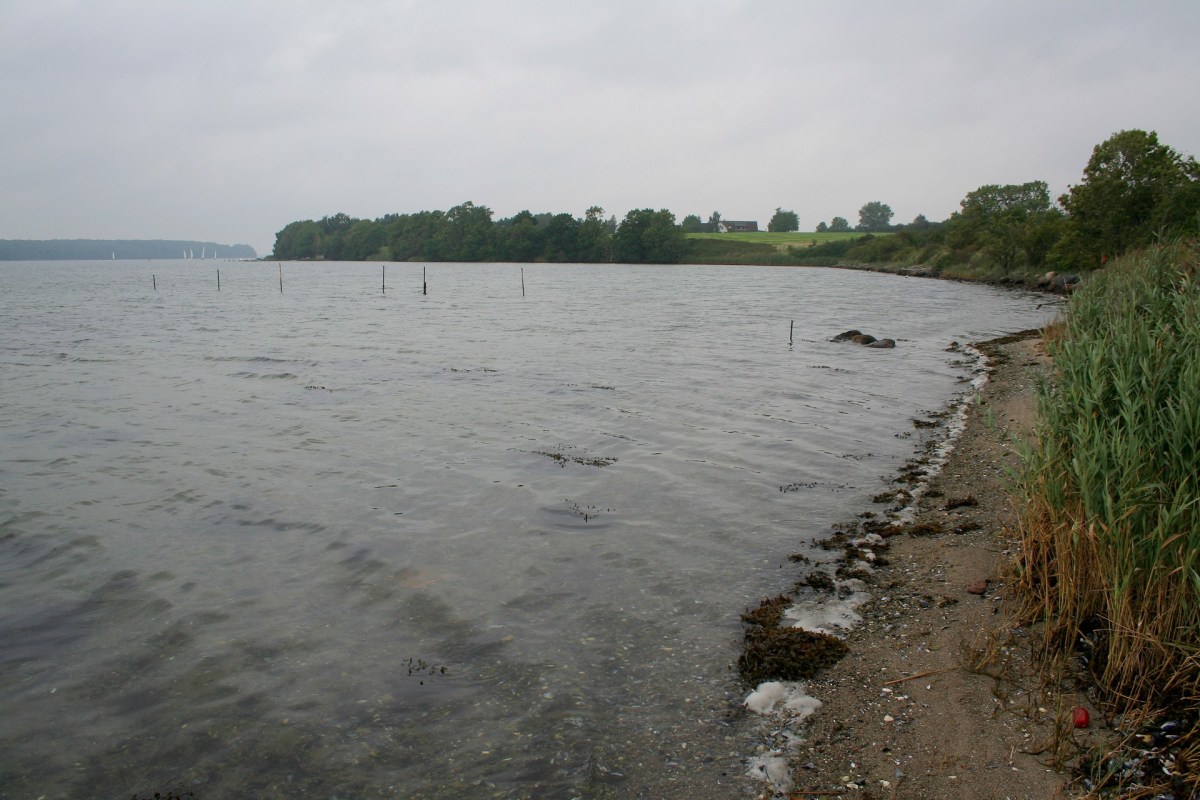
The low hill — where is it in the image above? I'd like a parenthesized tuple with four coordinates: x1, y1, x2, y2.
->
(0, 239, 257, 260)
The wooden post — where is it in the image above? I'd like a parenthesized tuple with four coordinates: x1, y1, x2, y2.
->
(521, 268, 525, 297)
(423, 266, 427, 296)
(382, 264, 386, 293)
(217, 269, 221, 291)
(279, 264, 283, 293)
(153, 274, 157, 291)
(790, 320, 794, 345)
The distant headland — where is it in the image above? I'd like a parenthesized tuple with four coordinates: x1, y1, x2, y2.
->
(0, 239, 257, 260)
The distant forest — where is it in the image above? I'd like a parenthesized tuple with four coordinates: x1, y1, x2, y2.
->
(0, 239, 258, 260)
(271, 129, 1198, 280)
(273, 205, 633, 264)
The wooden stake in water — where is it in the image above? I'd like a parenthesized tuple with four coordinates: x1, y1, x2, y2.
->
(382, 265, 386, 293)
(279, 264, 283, 293)
(153, 274, 157, 291)
(790, 320, 794, 345)
(423, 266, 427, 296)
(217, 269, 221, 291)
(521, 268, 525, 297)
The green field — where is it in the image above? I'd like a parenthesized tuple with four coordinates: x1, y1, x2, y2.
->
(687, 231, 873, 247)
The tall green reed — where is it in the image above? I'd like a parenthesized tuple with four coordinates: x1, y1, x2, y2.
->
(1017, 242, 1200, 705)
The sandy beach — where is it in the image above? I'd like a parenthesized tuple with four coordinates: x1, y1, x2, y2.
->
(744, 330, 1107, 799)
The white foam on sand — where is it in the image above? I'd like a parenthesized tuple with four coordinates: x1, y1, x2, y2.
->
(782, 578, 872, 636)
(744, 682, 822, 795)
(744, 680, 823, 719)
(747, 752, 795, 795)
(894, 342, 992, 524)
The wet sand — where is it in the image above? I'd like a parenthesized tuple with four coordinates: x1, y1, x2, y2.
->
(745, 331, 1107, 799)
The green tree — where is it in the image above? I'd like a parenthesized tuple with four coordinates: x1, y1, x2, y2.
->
(343, 219, 388, 260)
(857, 202, 894, 232)
(388, 211, 449, 261)
(614, 209, 686, 263)
(815, 221, 828, 233)
(542, 213, 580, 262)
(768, 208, 799, 232)
(273, 220, 323, 259)
(295, 221, 323, 259)
(273, 220, 308, 259)
(707, 211, 722, 233)
(318, 212, 355, 260)
(442, 201, 495, 261)
(502, 210, 543, 262)
(829, 216, 852, 232)
(1060, 129, 1200, 264)
(950, 181, 1061, 272)
(577, 206, 612, 262)
(680, 214, 704, 234)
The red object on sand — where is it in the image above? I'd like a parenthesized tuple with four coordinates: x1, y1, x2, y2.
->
(1073, 707, 1090, 728)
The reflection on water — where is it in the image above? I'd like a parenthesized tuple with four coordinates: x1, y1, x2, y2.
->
(0, 261, 1054, 798)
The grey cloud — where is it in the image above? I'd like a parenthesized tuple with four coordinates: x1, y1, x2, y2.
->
(1, 0, 1197, 253)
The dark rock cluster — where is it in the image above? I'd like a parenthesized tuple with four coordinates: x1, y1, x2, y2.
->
(830, 329, 896, 349)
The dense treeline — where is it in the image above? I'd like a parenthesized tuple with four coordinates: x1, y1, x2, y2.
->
(0, 239, 257, 260)
(272, 129, 1199, 278)
(796, 130, 1199, 279)
(273, 204, 691, 265)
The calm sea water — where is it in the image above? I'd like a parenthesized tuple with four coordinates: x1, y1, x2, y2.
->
(0, 261, 1055, 799)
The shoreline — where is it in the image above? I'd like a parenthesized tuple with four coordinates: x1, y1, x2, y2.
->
(740, 329, 1102, 799)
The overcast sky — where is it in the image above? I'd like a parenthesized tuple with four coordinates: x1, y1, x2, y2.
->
(2, 1, 1197, 255)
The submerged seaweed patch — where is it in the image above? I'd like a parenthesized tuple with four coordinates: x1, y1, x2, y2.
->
(130, 789, 196, 800)
(528, 450, 617, 468)
(563, 499, 612, 522)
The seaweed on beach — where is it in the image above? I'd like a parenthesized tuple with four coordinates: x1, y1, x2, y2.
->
(896, 520, 945, 537)
(738, 593, 849, 684)
(798, 570, 836, 592)
(944, 495, 979, 510)
(738, 626, 849, 684)
(741, 594, 789, 628)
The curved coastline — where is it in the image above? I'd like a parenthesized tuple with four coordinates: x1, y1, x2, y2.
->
(737, 328, 1091, 799)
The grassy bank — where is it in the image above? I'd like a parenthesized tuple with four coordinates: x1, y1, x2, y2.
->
(682, 231, 1052, 285)
(686, 231, 865, 247)
(684, 232, 899, 267)
(1015, 242, 1200, 793)
(681, 231, 1066, 288)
